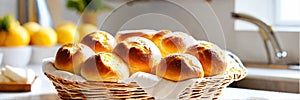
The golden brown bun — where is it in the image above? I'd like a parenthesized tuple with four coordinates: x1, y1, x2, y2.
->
(115, 29, 157, 43)
(80, 52, 129, 82)
(155, 31, 196, 57)
(54, 43, 95, 74)
(80, 31, 116, 53)
(185, 41, 227, 77)
(151, 30, 172, 48)
(156, 53, 204, 82)
(113, 37, 161, 74)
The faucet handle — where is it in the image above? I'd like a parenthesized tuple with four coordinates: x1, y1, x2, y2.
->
(276, 51, 287, 59)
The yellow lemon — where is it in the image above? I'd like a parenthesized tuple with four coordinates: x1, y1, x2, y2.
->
(22, 22, 40, 36)
(56, 22, 77, 28)
(0, 31, 7, 46)
(0, 14, 29, 47)
(55, 22, 79, 44)
(31, 27, 57, 47)
(78, 23, 98, 40)
(3, 26, 30, 46)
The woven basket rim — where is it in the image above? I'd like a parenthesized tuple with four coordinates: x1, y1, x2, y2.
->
(44, 71, 233, 83)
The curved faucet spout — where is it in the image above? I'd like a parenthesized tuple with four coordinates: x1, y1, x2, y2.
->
(232, 12, 287, 64)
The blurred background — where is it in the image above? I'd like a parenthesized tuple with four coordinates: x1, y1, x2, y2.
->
(0, 0, 299, 98)
(1, 0, 298, 64)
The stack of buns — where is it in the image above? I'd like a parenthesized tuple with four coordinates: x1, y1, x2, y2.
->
(53, 29, 228, 82)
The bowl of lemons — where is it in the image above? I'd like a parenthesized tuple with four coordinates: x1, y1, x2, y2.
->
(28, 22, 59, 64)
(0, 14, 32, 67)
(0, 14, 99, 65)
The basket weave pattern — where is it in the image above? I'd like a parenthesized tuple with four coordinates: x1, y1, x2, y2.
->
(44, 71, 243, 99)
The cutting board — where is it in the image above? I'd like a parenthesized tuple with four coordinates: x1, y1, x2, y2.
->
(0, 76, 37, 92)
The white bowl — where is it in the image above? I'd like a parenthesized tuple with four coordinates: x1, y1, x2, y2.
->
(30, 45, 60, 64)
(0, 52, 3, 66)
(0, 46, 32, 67)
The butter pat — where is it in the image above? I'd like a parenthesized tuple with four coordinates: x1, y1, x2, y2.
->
(2, 65, 35, 82)
(0, 71, 11, 82)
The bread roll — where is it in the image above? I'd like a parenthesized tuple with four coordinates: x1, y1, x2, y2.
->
(80, 52, 129, 82)
(113, 37, 161, 74)
(156, 53, 204, 82)
(54, 43, 95, 74)
(154, 31, 196, 57)
(185, 41, 227, 77)
(81, 31, 116, 53)
(151, 30, 172, 48)
(115, 29, 157, 43)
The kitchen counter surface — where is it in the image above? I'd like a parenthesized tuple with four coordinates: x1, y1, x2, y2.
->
(231, 67, 300, 93)
(0, 64, 299, 100)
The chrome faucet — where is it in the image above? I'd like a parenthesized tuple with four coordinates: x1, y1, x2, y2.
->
(232, 12, 287, 64)
(17, 0, 52, 27)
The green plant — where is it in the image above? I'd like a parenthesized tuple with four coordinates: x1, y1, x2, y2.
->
(0, 14, 18, 31)
(66, 0, 111, 13)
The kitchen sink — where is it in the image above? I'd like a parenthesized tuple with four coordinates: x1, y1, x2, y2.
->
(230, 63, 300, 93)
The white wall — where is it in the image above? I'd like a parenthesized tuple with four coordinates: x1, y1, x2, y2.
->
(234, 0, 274, 30)
(0, 0, 17, 18)
(0, 0, 298, 64)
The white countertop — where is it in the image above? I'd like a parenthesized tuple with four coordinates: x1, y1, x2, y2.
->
(0, 64, 299, 100)
(246, 67, 300, 82)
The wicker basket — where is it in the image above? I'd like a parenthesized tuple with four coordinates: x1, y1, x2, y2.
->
(43, 51, 247, 100)
(44, 70, 245, 99)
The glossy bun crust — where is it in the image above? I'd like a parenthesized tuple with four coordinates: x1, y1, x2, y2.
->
(54, 43, 95, 74)
(156, 54, 204, 82)
(113, 37, 161, 74)
(185, 41, 227, 77)
(81, 31, 116, 53)
(152, 31, 196, 57)
(115, 29, 157, 43)
(80, 52, 129, 82)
